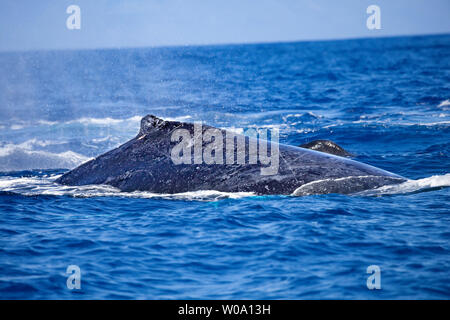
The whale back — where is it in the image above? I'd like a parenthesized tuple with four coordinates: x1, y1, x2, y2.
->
(56, 115, 405, 195)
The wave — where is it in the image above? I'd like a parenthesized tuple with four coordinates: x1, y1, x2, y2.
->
(65, 116, 142, 126)
(323, 119, 450, 128)
(2, 114, 193, 130)
(1, 171, 448, 201)
(357, 174, 450, 196)
(1, 115, 141, 130)
(437, 99, 450, 108)
(0, 115, 194, 171)
(0, 174, 254, 201)
(30, 113, 446, 129)
(0, 143, 91, 171)
(64, 114, 193, 126)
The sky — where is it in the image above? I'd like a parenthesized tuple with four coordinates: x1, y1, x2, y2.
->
(0, 0, 449, 51)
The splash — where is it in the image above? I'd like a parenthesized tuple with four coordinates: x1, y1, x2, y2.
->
(357, 174, 450, 196)
(438, 99, 450, 108)
(0, 143, 91, 171)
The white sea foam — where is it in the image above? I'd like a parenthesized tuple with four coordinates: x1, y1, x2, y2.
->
(0, 115, 194, 171)
(437, 99, 450, 108)
(10, 124, 24, 130)
(1, 172, 447, 200)
(222, 127, 245, 134)
(65, 114, 191, 126)
(221, 125, 283, 135)
(0, 175, 254, 201)
(0, 139, 68, 151)
(291, 174, 450, 196)
(3, 114, 193, 130)
(0, 144, 91, 171)
(357, 174, 450, 196)
(1, 115, 141, 132)
(66, 116, 142, 126)
(161, 115, 192, 122)
(322, 119, 450, 128)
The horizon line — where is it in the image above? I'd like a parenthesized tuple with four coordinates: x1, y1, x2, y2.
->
(1, 31, 449, 54)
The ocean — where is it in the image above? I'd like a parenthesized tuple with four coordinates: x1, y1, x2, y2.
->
(0, 34, 449, 299)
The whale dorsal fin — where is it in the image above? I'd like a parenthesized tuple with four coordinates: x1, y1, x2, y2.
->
(299, 140, 353, 157)
(138, 115, 170, 136)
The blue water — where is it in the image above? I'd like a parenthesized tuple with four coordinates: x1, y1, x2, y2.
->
(0, 35, 449, 299)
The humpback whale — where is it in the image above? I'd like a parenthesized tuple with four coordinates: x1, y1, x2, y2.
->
(56, 115, 406, 196)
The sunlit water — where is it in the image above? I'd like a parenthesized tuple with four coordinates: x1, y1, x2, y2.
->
(0, 35, 449, 299)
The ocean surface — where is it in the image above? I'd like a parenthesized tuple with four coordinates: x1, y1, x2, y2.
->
(0, 35, 449, 299)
